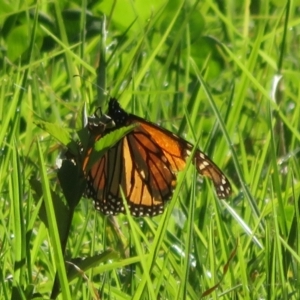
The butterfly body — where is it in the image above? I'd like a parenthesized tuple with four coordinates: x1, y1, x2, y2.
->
(84, 98, 231, 217)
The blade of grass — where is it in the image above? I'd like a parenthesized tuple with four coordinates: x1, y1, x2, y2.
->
(10, 143, 26, 285)
(36, 140, 72, 300)
(177, 169, 196, 300)
(121, 190, 156, 300)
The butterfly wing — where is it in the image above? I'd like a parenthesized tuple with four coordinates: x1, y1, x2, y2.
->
(85, 98, 231, 216)
(85, 125, 177, 216)
(134, 117, 231, 199)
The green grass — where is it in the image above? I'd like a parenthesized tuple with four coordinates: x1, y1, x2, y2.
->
(1, 0, 300, 299)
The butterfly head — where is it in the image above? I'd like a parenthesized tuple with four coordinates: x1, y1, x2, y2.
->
(108, 98, 128, 127)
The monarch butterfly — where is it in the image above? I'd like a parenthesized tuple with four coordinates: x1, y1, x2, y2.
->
(82, 98, 231, 217)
